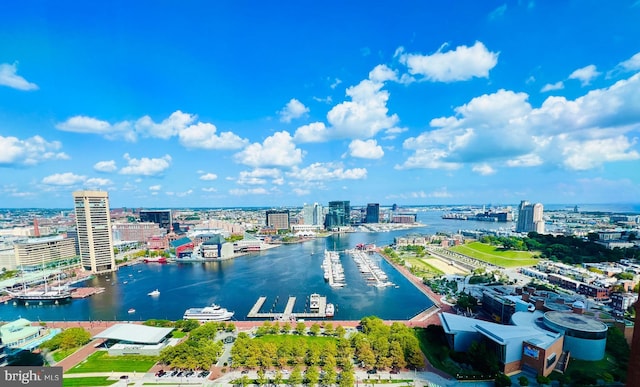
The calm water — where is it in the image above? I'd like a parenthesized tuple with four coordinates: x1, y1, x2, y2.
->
(0, 210, 516, 322)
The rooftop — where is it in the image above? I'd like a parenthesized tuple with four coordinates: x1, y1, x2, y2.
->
(93, 323, 174, 344)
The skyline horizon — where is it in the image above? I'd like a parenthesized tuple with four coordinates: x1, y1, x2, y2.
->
(1, 2, 639, 208)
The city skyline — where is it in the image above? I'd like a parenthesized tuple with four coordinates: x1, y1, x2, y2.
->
(1, 1, 640, 208)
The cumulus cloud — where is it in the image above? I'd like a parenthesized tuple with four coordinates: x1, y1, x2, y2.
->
(540, 81, 564, 92)
(0, 63, 38, 90)
(178, 122, 248, 149)
(237, 168, 282, 185)
(293, 122, 329, 143)
(234, 131, 303, 167)
(42, 172, 86, 186)
(286, 162, 367, 182)
(56, 110, 247, 147)
(569, 64, 601, 86)
(348, 139, 384, 159)
(617, 52, 640, 71)
(0, 135, 68, 166)
(397, 72, 640, 172)
(149, 185, 162, 191)
(278, 99, 310, 123)
(93, 160, 117, 172)
(119, 154, 172, 176)
(399, 41, 499, 82)
(369, 65, 398, 83)
(229, 187, 269, 196)
(472, 163, 497, 175)
(199, 173, 218, 181)
(326, 79, 399, 139)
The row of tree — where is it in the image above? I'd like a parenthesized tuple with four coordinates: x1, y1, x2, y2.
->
(158, 321, 226, 370)
(40, 327, 91, 352)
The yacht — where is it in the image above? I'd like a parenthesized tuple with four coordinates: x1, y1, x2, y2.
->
(128, 308, 136, 314)
(148, 289, 160, 297)
(183, 303, 234, 321)
(325, 303, 335, 317)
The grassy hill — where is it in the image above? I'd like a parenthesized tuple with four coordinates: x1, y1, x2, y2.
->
(449, 242, 538, 268)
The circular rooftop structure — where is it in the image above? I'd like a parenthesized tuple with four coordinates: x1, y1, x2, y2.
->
(543, 311, 607, 334)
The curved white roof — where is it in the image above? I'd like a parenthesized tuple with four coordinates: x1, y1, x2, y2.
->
(93, 323, 173, 344)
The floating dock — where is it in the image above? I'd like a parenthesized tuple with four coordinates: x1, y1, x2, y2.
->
(247, 295, 329, 319)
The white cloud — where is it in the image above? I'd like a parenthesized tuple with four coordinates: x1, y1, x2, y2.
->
(57, 110, 247, 147)
(229, 188, 269, 196)
(135, 110, 194, 139)
(0, 135, 69, 166)
(472, 163, 496, 175)
(569, 64, 601, 86)
(386, 188, 452, 200)
(398, 72, 640, 172)
(330, 78, 342, 89)
(119, 154, 172, 176)
(202, 187, 217, 192)
(42, 172, 86, 186)
(348, 139, 384, 159)
(93, 160, 117, 172)
(175, 189, 193, 197)
(149, 185, 162, 191)
(292, 188, 310, 195)
(234, 131, 303, 167)
(399, 41, 499, 82)
(618, 52, 640, 71)
(369, 65, 398, 83)
(326, 79, 399, 139)
(382, 127, 408, 140)
(540, 81, 564, 92)
(85, 178, 112, 187)
(278, 99, 310, 123)
(286, 162, 367, 182)
(178, 122, 248, 150)
(293, 122, 329, 143)
(199, 173, 218, 181)
(237, 168, 282, 185)
(0, 63, 38, 90)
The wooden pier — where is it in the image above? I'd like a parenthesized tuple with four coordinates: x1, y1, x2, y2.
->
(247, 295, 329, 319)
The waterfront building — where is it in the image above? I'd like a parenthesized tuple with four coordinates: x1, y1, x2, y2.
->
(325, 201, 350, 229)
(266, 209, 290, 231)
(542, 311, 608, 361)
(93, 323, 175, 356)
(391, 213, 417, 223)
(14, 236, 77, 271)
(139, 209, 172, 232)
(0, 242, 17, 271)
(516, 200, 544, 234)
(72, 190, 116, 273)
(112, 221, 164, 243)
(302, 202, 323, 225)
(365, 203, 380, 224)
(0, 318, 60, 355)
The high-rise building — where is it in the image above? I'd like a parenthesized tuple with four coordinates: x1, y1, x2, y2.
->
(302, 203, 324, 225)
(365, 203, 380, 224)
(325, 201, 350, 229)
(266, 210, 290, 230)
(516, 200, 544, 234)
(73, 190, 116, 273)
(139, 209, 172, 232)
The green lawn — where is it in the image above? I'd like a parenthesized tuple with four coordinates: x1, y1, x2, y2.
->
(449, 242, 538, 268)
(66, 351, 158, 374)
(405, 258, 445, 276)
(53, 347, 79, 362)
(63, 376, 116, 387)
(256, 334, 336, 346)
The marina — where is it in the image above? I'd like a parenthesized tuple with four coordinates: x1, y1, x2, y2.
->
(246, 294, 332, 319)
(321, 250, 346, 288)
(348, 248, 395, 288)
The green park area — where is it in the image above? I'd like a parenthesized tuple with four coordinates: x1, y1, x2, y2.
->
(450, 242, 539, 268)
(66, 351, 158, 374)
(63, 376, 115, 387)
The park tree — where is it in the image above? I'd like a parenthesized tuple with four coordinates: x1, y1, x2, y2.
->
(273, 370, 283, 386)
(335, 325, 346, 338)
(289, 365, 303, 386)
(281, 321, 291, 334)
(323, 322, 334, 336)
(389, 341, 406, 370)
(305, 365, 320, 386)
(295, 321, 306, 335)
(338, 368, 355, 387)
(494, 372, 512, 386)
(309, 322, 321, 336)
(322, 365, 337, 386)
(256, 369, 267, 385)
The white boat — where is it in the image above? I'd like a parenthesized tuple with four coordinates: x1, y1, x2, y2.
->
(325, 303, 335, 317)
(183, 303, 234, 321)
(128, 308, 136, 314)
(148, 289, 160, 297)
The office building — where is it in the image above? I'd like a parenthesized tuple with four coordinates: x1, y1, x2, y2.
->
(112, 222, 164, 242)
(139, 210, 172, 232)
(265, 210, 290, 231)
(302, 203, 324, 225)
(324, 201, 350, 229)
(365, 203, 380, 223)
(14, 236, 77, 271)
(73, 190, 116, 273)
(516, 200, 545, 234)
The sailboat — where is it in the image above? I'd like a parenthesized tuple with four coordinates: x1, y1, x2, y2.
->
(8, 264, 72, 305)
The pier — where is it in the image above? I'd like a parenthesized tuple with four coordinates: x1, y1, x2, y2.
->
(247, 295, 329, 319)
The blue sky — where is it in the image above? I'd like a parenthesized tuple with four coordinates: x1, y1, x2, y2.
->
(1, 1, 640, 209)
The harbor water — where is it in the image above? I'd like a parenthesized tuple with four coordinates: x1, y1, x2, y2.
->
(0, 209, 516, 322)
